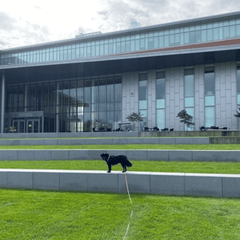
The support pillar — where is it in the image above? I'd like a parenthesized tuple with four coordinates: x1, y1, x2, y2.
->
(1, 74, 5, 133)
(56, 83, 60, 132)
(24, 85, 28, 112)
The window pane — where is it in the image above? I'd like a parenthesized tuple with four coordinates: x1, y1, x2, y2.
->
(157, 109, 165, 129)
(205, 96, 215, 106)
(185, 97, 194, 107)
(237, 94, 240, 105)
(205, 107, 215, 127)
(224, 26, 230, 39)
(148, 38, 154, 49)
(207, 29, 213, 41)
(115, 83, 122, 102)
(237, 68, 240, 94)
(201, 30, 207, 42)
(140, 109, 147, 117)
(213, 28, 219, 40)
(195, 31, 201, 43)
(185, 74, 194, 97)
(236, 25, 240, 37)
(205, 71, 215, 95)
(156, 78, 165, 99)
(184, 32, 189, 44)
(189, 32, 195, 43)
(185, 107, 194, 130)
(230, 25, 236, 38)
(156, 99, 165, 108)
(139, 80, 147, 100)
(139, 100, 147, 109)
(164, 35, 169, 47)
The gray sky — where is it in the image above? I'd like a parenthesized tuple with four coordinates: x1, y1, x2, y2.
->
(1, 0, 240, 49)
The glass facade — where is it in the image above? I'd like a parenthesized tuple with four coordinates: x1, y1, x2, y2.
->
(204, 67, 215, 127)
(184, 69, 195, 130)
(156, 71, 165, 129)
(6, 76, 122, 132)
(139, 73, 147, 131)
(1, 16, 240, 66)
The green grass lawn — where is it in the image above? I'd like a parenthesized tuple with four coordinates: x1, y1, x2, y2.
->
(1, 189, 240, 239)
(1, 144, 240, 150)
(1, 160, 240, 174)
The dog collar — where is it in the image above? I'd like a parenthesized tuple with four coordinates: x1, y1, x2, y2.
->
(107, 155, 110, 162)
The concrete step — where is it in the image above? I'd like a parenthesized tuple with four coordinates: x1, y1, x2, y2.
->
(0, 169, 239, 198)
(0, 149, 239, 162)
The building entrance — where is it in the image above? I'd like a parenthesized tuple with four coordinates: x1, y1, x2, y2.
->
(13, 119, 25, 133)
(27, 119, 40, 133)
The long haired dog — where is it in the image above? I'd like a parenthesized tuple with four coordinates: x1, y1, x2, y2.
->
(100, 153, 132, 173)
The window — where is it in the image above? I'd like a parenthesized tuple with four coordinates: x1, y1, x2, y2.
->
(184, 69, 195, 130)
(204, 67, 215, 127)
(156, 71, 165, 130)
(139, 73, 147, 130)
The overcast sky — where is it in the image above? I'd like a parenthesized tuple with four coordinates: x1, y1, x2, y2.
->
(1, 0, 240, 50)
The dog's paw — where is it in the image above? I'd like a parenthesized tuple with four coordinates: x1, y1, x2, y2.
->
(107, 171, 111, 173)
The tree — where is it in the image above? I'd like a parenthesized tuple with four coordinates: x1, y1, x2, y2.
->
(126, 112, 143, 131)
(234, 107, 240, 118)
(176, 110, 195, 130)
(234, 108, 240, 130)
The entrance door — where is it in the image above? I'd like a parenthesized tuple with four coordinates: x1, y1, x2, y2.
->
(13, 120, 25, 133)
(27, 119, 40, 133)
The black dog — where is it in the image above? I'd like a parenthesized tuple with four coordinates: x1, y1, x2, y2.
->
(100, 153, 132, 173)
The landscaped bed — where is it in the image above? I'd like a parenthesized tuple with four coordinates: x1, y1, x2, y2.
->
(1, 160, 240, 174)
(1, 189, 240, 239)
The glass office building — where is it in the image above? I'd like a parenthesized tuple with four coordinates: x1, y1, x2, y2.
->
(1, 11, 240, 133)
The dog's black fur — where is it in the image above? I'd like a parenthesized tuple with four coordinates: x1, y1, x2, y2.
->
(100, 153, 132, 173)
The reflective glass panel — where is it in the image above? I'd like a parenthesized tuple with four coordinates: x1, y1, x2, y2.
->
(157, 109, 165, 129)
(237, 68, 240, 94)
(184, 74, 194, 97)
(156, 78, 165, 99)
(185, 107, 194, 130)
(205, 106, 215, 127)
(139, 80, 147, 100)
(185, 97, 194, 107)
(237, 94, 240, 105)
(205, 96, 215, 106)
(139, 100, 147, 109)
(156, 99, 165, 108)
(205, 69, 215, 95)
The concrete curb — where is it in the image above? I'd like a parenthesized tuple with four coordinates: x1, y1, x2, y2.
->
(1, 169, 240, 198)
(0, 149, 240, 162)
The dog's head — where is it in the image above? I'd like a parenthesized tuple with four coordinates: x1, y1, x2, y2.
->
(100, 153, 109, 162)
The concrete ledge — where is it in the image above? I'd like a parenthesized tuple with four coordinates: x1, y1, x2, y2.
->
(0, 137, 210, 146)
(0, 132, 139, 138)
(1, 169, 240, 198)
(1, 149, 240, 162)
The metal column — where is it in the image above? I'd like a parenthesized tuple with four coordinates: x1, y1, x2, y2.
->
(1, 74, 5, 133)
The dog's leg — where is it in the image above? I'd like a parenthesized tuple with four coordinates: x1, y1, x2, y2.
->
(122, 164, 127, 173)
(107, 164, 112, 173)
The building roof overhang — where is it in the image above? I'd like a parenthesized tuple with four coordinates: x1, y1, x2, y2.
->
(1, 41, 240, 84)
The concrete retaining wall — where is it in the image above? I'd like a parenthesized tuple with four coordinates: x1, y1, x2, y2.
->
(0, 149, 240, 162)
(0, 132, 139, 138)
(0, 137, 210, 145)
(210, 137, 240, 144)
(0, 169, 239, 198)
